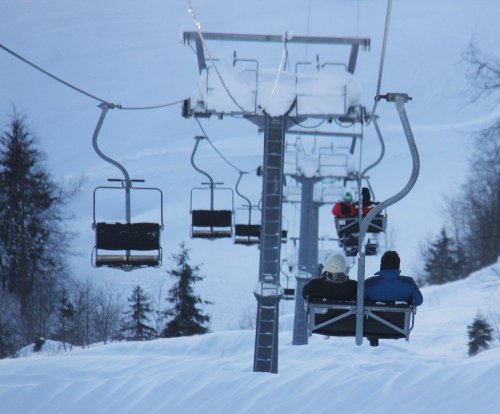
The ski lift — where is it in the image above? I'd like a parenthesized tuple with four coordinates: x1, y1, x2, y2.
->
(234, 172, 260, 245)
(306, 299, 416, 341)
(92, 179, 163, 270)
(233, 172, 288, 245)
(190, 136, 234, 239)
(90, 104, 163, 271)
(280, 260, 295, 301)
(310, 93, 421, 346)
(335, 214, 386, 238)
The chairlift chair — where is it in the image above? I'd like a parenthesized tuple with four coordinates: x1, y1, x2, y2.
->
(190, 190, 234, 239)
(90, 105, 164, 271)
(92, 179, 164, 271)
(190, 136, 234, 240)
(306, 299, 416, 342)
(280, 260, 295, 301)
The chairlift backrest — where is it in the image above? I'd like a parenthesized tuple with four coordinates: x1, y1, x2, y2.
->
(307, 299, 415, 340)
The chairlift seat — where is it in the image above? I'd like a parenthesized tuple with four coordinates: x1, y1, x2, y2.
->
(191, 209, 232, 239)
(283, 288, 295, 300)
(335, 215, 386, 237)
(96, 222, 161, 250)
(365, 241, 378, 256)
(307, 299, 415, 340)
(234, 224, 261, 245)
(94, 222, 162, 268)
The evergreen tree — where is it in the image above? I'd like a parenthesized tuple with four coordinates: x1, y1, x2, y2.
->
(121, 285, 156, 341)
(55, 293, 76, 351)
(467, 313, 494, 356)
(0, 317, 17, 358)
(162, 243, 211, 338)
(421, 228, 465, 285)
(0, 112, 71, 341)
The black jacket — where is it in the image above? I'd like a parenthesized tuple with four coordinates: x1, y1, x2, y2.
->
(302, 273, 357, 301)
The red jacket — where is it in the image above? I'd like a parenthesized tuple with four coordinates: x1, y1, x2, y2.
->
(332, 202, 357, 218)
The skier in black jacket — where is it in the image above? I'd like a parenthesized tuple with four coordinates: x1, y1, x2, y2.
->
(302, 252, 357, 301)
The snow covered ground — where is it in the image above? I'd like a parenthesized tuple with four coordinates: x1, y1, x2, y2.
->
(1, 1, 500, 412)
(1, 262, 500, 414)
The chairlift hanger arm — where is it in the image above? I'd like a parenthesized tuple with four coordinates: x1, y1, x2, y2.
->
(92, 104, 131, 188)
(235, 172, 253, 212)
(190, 136, 215, 189)
(361, 116, 385, 178)
(355, 92, 419, 346)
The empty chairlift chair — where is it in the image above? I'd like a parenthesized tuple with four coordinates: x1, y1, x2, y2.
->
(190, 136, 234, 240)
(92, 180, 164, 271)
(233, 172, 261, 245)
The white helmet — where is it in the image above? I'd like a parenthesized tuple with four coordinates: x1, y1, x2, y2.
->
(324, 252, 347, 274)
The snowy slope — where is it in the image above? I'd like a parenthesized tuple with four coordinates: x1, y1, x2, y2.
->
(1, 262, 500, 414)
(1, 0, 500, 329)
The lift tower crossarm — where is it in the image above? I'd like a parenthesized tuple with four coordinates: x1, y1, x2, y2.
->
(183, 31, 370, 74)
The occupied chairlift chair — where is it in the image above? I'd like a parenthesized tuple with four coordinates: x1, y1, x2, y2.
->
(307, 93, 421, 345)
(190, 136, 234, 239)
(90, 104, 164, 271)
(306, 299, 416, 341)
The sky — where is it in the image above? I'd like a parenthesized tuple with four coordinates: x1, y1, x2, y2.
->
(1, 0, 500, 412)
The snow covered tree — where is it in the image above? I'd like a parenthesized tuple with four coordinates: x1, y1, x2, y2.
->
(420, 228, 466, 285)
(162, 243, 212, 338)
(0, 112, 72, 342)
(121, 285, 156, 341)
(467, 313, 493, 356)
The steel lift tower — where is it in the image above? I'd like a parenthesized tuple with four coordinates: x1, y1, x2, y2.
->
(182, 31, 370, 373)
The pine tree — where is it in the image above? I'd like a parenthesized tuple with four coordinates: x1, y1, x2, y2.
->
(467, 313, 493, 356)
(0, 112, 71, 341)
(0, 317, 17, 358)
(121, 285, 156, 341)
(162, 243, 212, 338)
(421, 228, 464, 285)
(55, 293, 76, 351)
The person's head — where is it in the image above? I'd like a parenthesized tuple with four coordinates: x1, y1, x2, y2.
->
(324, 252, 347, 274)
(342, 192, 353, 203)
(361, 187, 371, 205)
(380, 250, 400, 270)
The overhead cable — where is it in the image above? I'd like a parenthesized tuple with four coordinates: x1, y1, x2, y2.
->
(0, 42, 184, 110)
(195, 117, 253, 174)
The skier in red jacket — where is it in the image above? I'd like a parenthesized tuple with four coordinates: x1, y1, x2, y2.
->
(332, 192, 357, 218)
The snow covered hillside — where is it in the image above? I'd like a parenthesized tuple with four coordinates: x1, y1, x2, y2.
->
(1, 261, 500, 414)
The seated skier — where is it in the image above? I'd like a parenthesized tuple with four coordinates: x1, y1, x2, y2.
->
(332, 192, 357, 218)
(302, 252, 357, 302)
(364, 250, 423, 346)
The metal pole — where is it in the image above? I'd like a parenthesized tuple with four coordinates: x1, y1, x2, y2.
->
(292, 177, 319, 345)
(190, 136, 215, 210)
(91, 103, 132, 222)
(355, 93, 419, 345)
